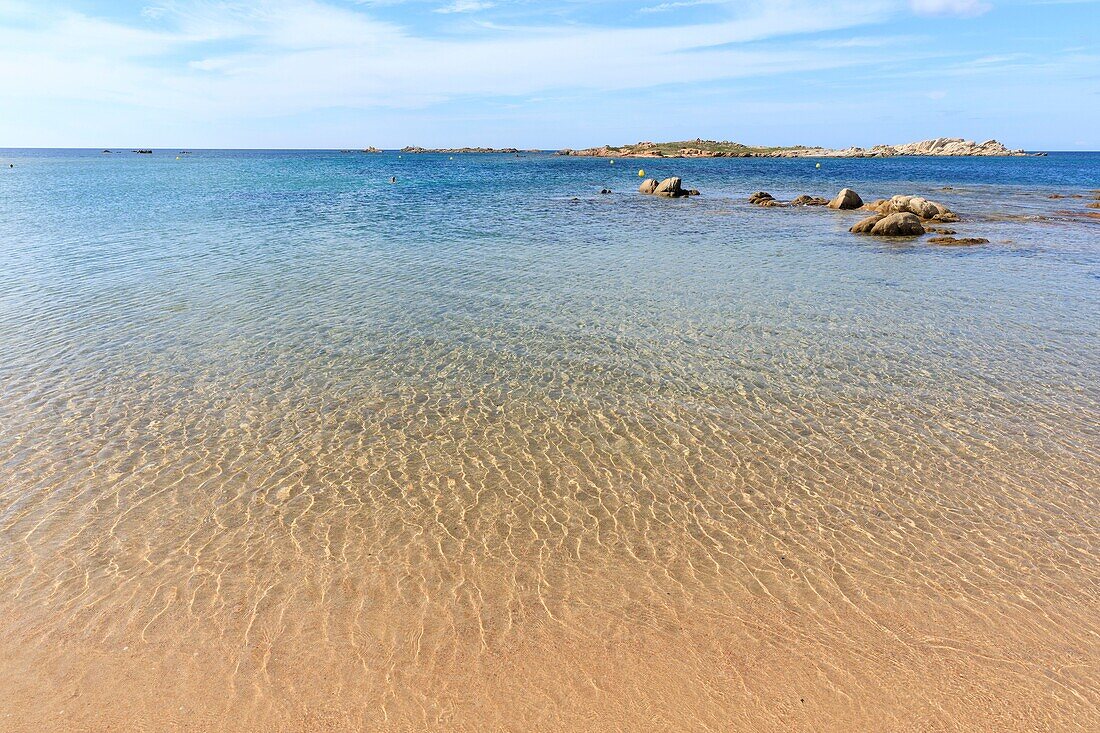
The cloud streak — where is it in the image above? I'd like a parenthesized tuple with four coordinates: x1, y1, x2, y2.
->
(909, 0, 992, 17)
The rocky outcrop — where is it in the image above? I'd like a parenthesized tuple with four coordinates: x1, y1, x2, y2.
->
(828, 188, 863, 210)
(882, 139, 1024, 156)
(749, 191, 775, 205)
(654, 177, 684, 197)
(850, 213, 925, 237)
(872, 213, 926, 236)
(863, 195, 958, 222)
(638, 177, 699, 198)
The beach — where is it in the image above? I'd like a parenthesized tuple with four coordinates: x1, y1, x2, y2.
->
(0, 149, 1097, 732)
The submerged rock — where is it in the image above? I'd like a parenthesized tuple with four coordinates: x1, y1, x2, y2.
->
(928, 236, 989, 245)
(791, 195, 828, 206)
(828, 188, 863, 210)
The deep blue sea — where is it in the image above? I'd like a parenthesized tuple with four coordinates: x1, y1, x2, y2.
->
(0, 148, 1097, 731)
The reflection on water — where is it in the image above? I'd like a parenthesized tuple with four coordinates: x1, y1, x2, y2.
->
(0, 151, 1098, 731)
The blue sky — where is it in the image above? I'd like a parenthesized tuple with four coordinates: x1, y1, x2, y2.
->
(0, 0, 1096, 148)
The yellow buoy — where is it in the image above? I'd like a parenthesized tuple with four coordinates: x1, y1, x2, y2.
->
(176, 156, 180, 160)
(638, 169, 645, 177)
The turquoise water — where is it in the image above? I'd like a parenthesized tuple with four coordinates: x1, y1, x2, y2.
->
(0, 149, 1098, 732)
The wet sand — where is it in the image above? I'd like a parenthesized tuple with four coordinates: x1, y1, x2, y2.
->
(1, 370, 1096, 731)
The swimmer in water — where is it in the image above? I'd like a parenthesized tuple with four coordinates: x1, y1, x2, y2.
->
(390, 176, 396, 184)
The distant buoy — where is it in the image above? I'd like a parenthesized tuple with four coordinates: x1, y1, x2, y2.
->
(638, 169, 645, 177)
(176, 156, 180, 160)
(610, 160, 615, 165)
(815, 162, 821, 169)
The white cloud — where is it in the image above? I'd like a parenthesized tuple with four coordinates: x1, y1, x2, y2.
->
(0, 0, 903, 143)
(909, 0, 992, 17)
(640, 0, 724, 12)
(435, 0, 495, 12)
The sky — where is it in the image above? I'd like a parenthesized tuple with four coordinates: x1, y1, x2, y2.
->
(0, 0, 1096, 149)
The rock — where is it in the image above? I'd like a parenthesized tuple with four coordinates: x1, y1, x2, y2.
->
(925, 227, 957, 235)
(828, 188, 863, 210)
(1087, 202, 1100, 210)
(639, 177, 695, 198)
(599, 189, 612, 194)
(749, 191, 775, 205)
(851, 213, 925, 236)
(897, 196, 947, 218)
(927, 236, 989, 245)
(869, 213, 925, 236)
(865, 194, 956, 221)
(653, 177, 685, 197)
(759, 199, 786, 207)
(791, 195, 828, 206)
(849, 215, 884, 234)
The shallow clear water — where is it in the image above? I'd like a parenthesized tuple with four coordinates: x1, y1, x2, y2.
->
(1, 149, 1098, 732)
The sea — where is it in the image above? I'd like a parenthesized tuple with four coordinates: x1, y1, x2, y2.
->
(0, 148, 1097, 732)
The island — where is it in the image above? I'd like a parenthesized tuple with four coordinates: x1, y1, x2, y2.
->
(557, 137, 1033, 158)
